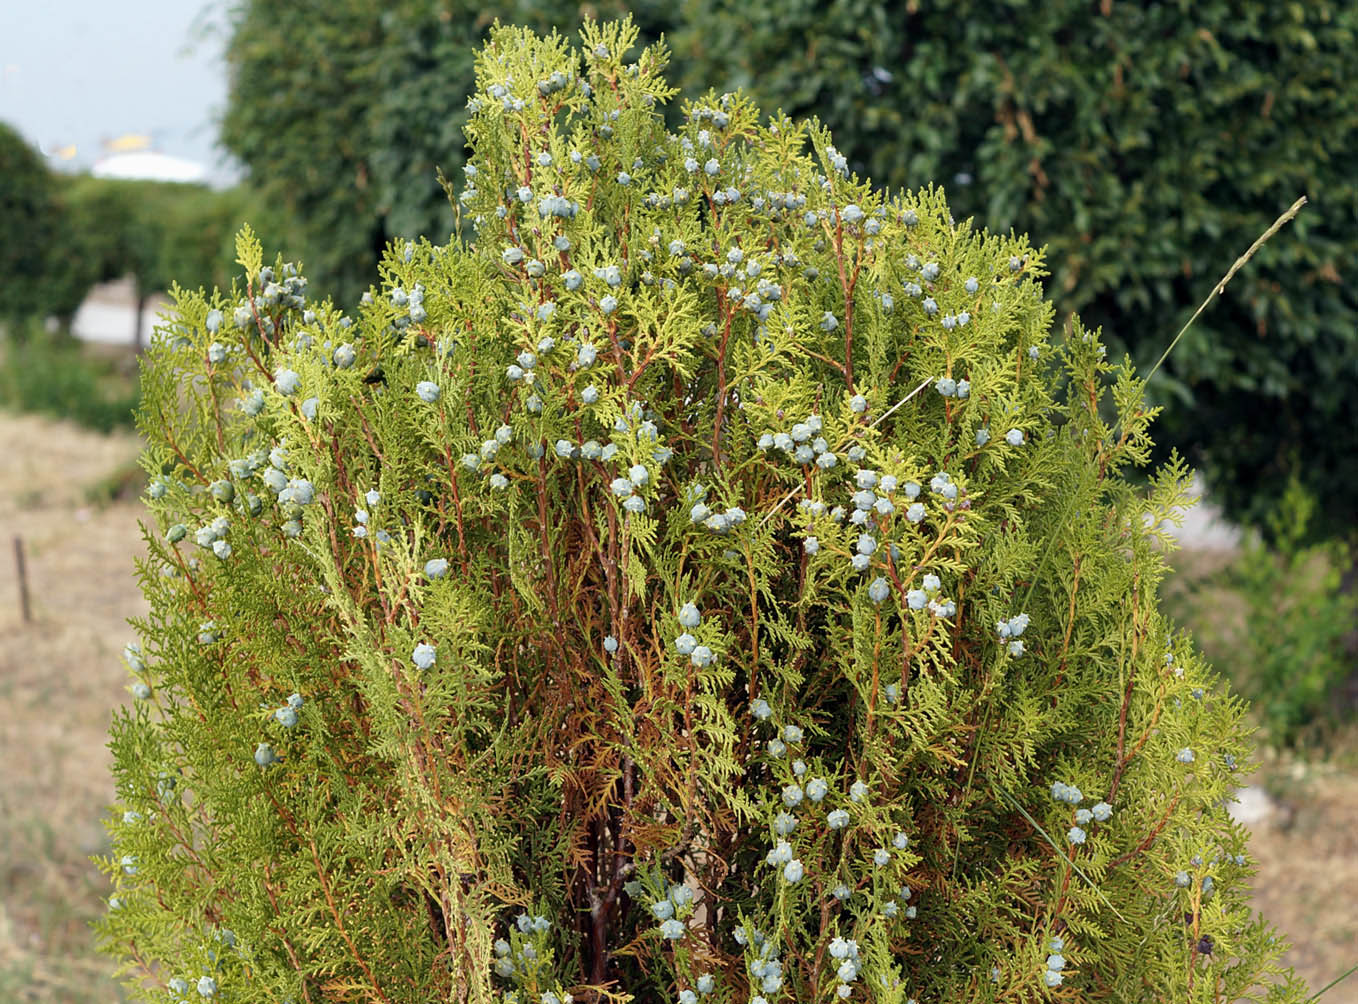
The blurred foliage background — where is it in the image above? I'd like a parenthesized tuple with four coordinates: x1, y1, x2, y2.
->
(1161, 480, 1358, 751)
(1, 122, 76, 325)
(1, 0, 1354, 752)
(1, 121, 294, 436)
(1, 120, 296, 341)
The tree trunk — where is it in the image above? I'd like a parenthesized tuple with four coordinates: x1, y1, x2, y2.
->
(133, 291, 147, 353)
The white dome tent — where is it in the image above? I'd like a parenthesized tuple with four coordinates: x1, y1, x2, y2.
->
(91, 150, 207, 184)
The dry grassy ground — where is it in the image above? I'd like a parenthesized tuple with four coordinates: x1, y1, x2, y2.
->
(0, 413, 144, 1002)
(0, 412, 1352, 1003)
(1250, 762, 1358, 1000)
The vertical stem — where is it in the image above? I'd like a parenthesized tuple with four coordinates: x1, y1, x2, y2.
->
(133, 291, 147, 352)
(711, 298, 733, 466)
(590, 815, 608, 990)
(744, 541, 760, 701)
(535, 454, 560, 622)
(1108, 573, 1143, 804)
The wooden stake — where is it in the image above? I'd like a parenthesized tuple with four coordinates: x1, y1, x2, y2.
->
(14, 535, 31, 623)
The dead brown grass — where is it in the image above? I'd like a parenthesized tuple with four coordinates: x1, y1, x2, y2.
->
(0, 413, 145, 1002)
(1246, 760, 1358, 1002)
(0, 412, 1352, 1002)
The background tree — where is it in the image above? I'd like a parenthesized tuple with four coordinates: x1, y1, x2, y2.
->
(669, 0, 1358, 542)
(0, 121, 298, 343)
(0, 122, 76, 328)
(44, 177, 297, 345)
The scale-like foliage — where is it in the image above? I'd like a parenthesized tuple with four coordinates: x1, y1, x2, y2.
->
(101, 20, 1304, 1004)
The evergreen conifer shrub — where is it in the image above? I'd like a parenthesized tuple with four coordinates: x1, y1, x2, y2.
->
(102, 20, 1305, 1004)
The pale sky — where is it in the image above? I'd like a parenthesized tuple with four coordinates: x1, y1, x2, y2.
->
(0, 1, 239, 185)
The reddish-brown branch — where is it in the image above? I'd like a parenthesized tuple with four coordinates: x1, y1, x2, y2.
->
(263, 864, 317, 1004)
(156, 410, 207, 483)
(1109, 575, 1148, 803)
(267, 789, 393, 1004)
(711, 298, 734, 465)
(1107, 793, 1181, 870)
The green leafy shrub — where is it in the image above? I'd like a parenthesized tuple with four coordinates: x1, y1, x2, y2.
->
(1163, 482, 1358, 750)
(101, 21, 1304, 1004)
(0, 328, 140, 432)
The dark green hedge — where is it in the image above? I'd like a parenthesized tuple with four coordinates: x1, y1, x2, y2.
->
(0, 121, 298, 337)
(0, 122, 66, 323)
